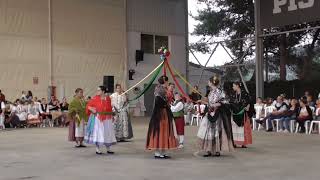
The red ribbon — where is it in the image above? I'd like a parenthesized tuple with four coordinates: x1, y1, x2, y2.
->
(163, 59, 167, 76)
(165, 59, 188, 99)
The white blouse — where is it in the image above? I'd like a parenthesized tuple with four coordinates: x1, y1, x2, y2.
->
(110, 92, 128, 112)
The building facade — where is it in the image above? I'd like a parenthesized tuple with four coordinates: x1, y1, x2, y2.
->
(0, 0, 188, 105)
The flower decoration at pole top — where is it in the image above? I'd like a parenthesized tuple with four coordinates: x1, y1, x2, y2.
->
(158, 46, 171, 61)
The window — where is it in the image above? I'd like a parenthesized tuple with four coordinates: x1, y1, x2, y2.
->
(141, 34, 154, 54)
(141, 34, 169, 54)
(155, 35, 169, 54)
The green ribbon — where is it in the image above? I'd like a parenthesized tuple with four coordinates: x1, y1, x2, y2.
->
(129, 63, 164, 102)
(232, 108, 245, 116)
(97, 111, 114, 115)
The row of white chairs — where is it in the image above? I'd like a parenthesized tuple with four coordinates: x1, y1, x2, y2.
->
(189, 104, 206, 126)
(252, 105, 320, 134)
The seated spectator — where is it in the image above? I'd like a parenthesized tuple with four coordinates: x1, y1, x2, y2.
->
(304, 91, 310, 97)
(307, 95, 316, 108)
(33, 97, 41, 109)
(26, 90, 33, 101)
(21, 91, 27, 102)
(4, 102, 20, 128)
(279, 98, 299, 133)
(264, 96, 288, 132)
(16, 100, 28, 127)
(296, 98, 313, 133)
(40, 98, 51, 127)
(49, 95, 57, 106)
(60, 97, 69, 127)
(0, 99, 5, 130)
(49, 99, 62, 126)
(0, 89, 5, 102)
(27, 101, 40, 126)
(265, 97, 274, 107)
(254, 97, 265, 119)
(60, 97, 69, 112)
(314, 99, 320, 121)
(280, 93, 290, 105)
(184, 97, 194, 125)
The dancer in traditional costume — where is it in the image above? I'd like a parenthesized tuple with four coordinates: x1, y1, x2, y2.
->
(146, 76, 178, 159)
(171, 93, 185, 148)
(230, 82, 253, 148)
(85, 86, 117, 155)
(68, 88, 87, 148)
(111, 84, 133, 142)
(167, 82, 175, 104)
(197, 76, 234, 157)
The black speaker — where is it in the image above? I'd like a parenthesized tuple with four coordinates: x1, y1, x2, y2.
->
(103, 76, 114, 93)
(136, 50, 144, 65)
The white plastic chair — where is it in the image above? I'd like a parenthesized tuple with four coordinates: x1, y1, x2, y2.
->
(309, 107, 320, 134)
(295, 121, 311, 134)
(191, 104, 206, 126)
(252, 105, 264, 131)
(191, 105, 200, 126)
(261, 106, 275, 131)
(295, 106, 314, 134)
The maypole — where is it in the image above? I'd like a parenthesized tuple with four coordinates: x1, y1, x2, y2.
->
(121, 46, 203, 102)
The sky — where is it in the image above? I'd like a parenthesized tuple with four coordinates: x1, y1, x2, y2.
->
(188, 0, 232, 67)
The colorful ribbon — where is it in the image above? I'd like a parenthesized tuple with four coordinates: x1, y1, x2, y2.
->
(169, 62, 204, 97)
(87, 115, 96, 135)
(129, 62, 164, 101)
(165, 60, 188, 99)
(121, 61, 164, 96)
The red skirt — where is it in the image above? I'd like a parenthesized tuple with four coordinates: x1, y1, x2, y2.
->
(174, 117, 185, 135)
(68, 119, 76, 142)
(146, 109, 178, 150)
(233, 114, 252, 146)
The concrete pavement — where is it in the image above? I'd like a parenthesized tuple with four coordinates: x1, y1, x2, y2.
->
(0, 117, 320, 180)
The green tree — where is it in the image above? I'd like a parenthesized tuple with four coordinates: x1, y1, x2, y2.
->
(191, 0, 320, 81)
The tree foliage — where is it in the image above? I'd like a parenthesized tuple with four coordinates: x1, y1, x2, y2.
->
(191, 0, 320, 81)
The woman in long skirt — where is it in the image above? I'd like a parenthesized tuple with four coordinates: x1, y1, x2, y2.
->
(68, 88, 87, 147)
(146, 76, 178, 159)
(111, 84, 133, 142)
(85, 86, 117, 155)
(230, 82, 253, 148)
(197, 76, 234, 157)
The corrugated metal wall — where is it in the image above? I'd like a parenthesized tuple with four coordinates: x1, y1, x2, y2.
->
(0, 0, 126, 101)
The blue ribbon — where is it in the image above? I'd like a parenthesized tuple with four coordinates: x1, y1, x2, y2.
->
(86, 115, 96, 135)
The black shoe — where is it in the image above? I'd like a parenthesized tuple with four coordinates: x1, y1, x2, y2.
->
(163, 155, 171, 159)
(256, 120, 263, 124)
(154, 155, 165, 159)
(79, 144, 87, 148)
(215, 152, 221, 157)
(107, 151, 115, 154)
(299, 130, 305, 133)
(96, 151, 103, 155)
(241, 145, 247, 148)
(203, 152, 212, 157)
(267, 129, 273, 132)
(75, 145, 81, 148)
(117, 139, 129, 143)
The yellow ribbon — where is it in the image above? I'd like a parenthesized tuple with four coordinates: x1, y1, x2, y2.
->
(169, 62, 204, 97)
(121, 61, 164, 95)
